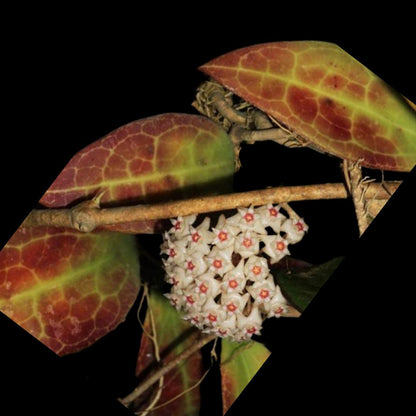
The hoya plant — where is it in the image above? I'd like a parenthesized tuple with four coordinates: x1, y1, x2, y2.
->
(1, 41, 415, 415)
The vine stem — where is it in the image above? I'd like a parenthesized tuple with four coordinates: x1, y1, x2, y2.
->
(21, 182, 400, 233)
(119, 333, 217, 407)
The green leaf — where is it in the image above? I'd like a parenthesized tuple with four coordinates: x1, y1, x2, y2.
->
(39, 113, 236, 233)
(135, 289, 205, 416)
(0, 226, 140, 355)
(273, 257, 344, 312)
(200, 41, 416, 172)
(220, 339, 271, 415)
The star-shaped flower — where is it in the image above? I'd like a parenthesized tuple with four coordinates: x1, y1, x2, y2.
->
(207, 246, 234, 276)
(255, 204, 287, 233)
(244, 255, 270, 281)
(194, 272, 221, 298)
(226, 206, 267, 234)
(236, 306, 263, 340)
(168, 214, 197, 237)
(211, 214, 239, 249)
(221, 259, 246, 294)
(202, 298, 227, 328)
(221, 292, 250, 315)
(280, 217, 308, 244)
(214, 314, 237, 338)
(234, 230, 260, 258)
(261, 235, 290, 264)
(187, 217, 215, 255)
(165, 265, 194, 290)
(182, 251, 208, 277)
(246, 275, 276, 304)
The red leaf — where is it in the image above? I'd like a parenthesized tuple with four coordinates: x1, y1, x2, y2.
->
(200, 41, 416, 172)
(0, 226, 140, 355)
(40, 113, 235, 233)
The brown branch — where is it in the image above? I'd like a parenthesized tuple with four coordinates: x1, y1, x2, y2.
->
(21, 182, 401, 232)
(119, 333, 217, 407)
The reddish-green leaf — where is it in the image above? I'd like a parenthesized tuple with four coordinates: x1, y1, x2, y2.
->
(135, 290, 204, 416)
(200, 41, 416, 172)
(40, 113, 235, 233)
(221, 339, 270, 415)
(0, 226, 140, 355)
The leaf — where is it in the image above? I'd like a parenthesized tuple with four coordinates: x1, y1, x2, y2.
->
(0, 226, 140, 355)
(39, 113, 236, 233)
(220, 339, 270, 415)
(200, 41, 416, 172)
(272, 257, 344, 312)
(135, 289, 204, 416)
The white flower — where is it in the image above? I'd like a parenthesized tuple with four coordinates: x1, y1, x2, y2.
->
(194, 272, 221, 298)
(244, 255, 270, 281)
(182, 251, 208, 277)
(187, 217, 214, 254)
(168, 214, 197, 237)
(164, 293, 183, 310)
(227, 206, 267, 234)
(265, 286, 289, 318)
(221, 259, 246, 294)
(281, 218, 308, 244)
(181, 285, 205, 313)
(255, 204, 286, 233)
(211, 214, 239, 249)
(234, 230, 260, 258)
(221, 292, 250, 315)
(207, 246, 234, 276)
(214, 314, 237, 338)
(182, 312, 205, 330)
(165, 266, 194, 290)
(246, 275, 276, 304)
(261, 235, 290, 264)
(162, 204, 308, 342)
(161, 235, 188, 265)
(236, 306, 263, 339)
(202, 298, 227, 327)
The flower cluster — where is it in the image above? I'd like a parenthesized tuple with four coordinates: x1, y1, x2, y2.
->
(161, 205, 308, 342)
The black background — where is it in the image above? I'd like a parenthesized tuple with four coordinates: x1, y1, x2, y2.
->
(1, 6, 415, 415)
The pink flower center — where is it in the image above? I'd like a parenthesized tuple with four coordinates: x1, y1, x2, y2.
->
(171, 277, 179, 286)
(218, 329, 228, 336)
(244, 212, 254, 223)
(227, 303, 237, 312)
(174, 221, 181, 230)
(243, 237, 252, 248)
(252, 265, 262, 275)
(259, 289, 269, 299)
(207, 313, 217, 322)
(199, 283, 208, 293)
(186, 295, 195, 305)
(170, 297, 178, 306)
(213, 259, 222, 269)
(191, 316, 199, 324)
(247, 326, 257, 334)
(218, 231, 228, 242)
(276, 241, 286, 251)
(274, 306, 284, 315)
(228, 279, 238, 289)
(295, 221, 304, 231)
(269, 207, 278, 217)
(169, 248, 176, 258)
(187, 261, 195, 271)
(192, 232, 201, 242)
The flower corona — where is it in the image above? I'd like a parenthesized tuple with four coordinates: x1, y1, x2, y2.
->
(161, 204, 308, 342)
